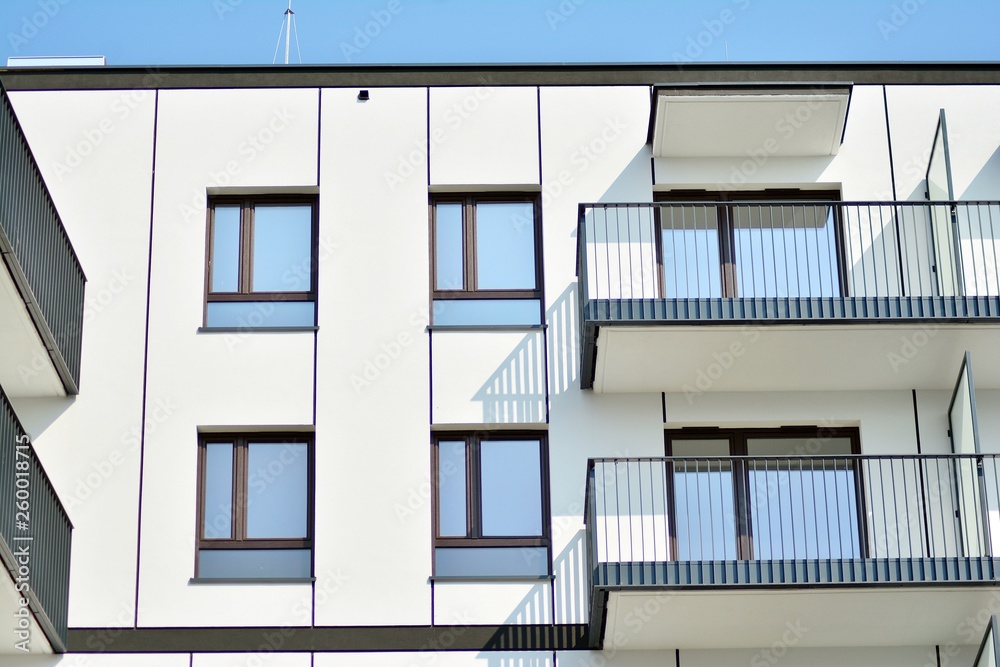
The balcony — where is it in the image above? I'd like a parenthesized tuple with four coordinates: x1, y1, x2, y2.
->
(0, 84, 85, 396)
(0, 386, 72, 653)
(577, 201, 1000, 392)
(584, 453, 1000, 650)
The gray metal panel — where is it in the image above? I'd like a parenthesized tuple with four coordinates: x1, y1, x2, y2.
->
(0, 385, 72, 651)
(594, 556, 1000, 588)
(0, 84, 85, 392)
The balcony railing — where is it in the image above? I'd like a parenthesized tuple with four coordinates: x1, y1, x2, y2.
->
(578, 201, 1000, 324)
(0, 85, 85, 393)
(0, 385, 72, 651)
(585, 454, 1000, 591)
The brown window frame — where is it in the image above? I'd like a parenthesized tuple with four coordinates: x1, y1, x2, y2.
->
(431, 431, 551, 574)
(204, 195, 319, 325)
(195, 433, 314, 577)
(664, 425, 866, 561)
(654, 188, 847, 298)
(429, 193, 544, 321)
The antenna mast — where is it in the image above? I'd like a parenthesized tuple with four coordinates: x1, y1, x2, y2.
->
(273, 0, 302, 65)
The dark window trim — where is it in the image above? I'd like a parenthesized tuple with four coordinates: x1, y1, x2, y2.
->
(664, 425, 865, 561)
(431, 431, 551, 574)
(429, 193, 544, 322)
(204, 195, 319, 326)
(654, 189, 847, 298)
(195, 432, 315, 578)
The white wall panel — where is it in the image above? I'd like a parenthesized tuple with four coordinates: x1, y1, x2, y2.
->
(136, 88, 319, 626)
(194, 653, 311, 667)
(315, 652, 552, 667)
(8, 656, 191, 667)
(432, 330, 546, 424)
(538, 86, 660, 624)
(433, 581, 552, 625)
(7, 89, 155, 626)
(314, 87, 431, 625)
(886, 86, 1000, 201)
(429, 86, 539, 186)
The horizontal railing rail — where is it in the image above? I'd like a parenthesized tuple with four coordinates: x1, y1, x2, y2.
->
(0, 84, 85, 393)
(577, 201, 1000, 308)
(0, 385, 72, 651)
(586, 454, 1000, 566)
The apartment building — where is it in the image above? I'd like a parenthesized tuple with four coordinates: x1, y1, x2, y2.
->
(1, 62, 1000, 667)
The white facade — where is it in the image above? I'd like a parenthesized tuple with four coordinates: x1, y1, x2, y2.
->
(1, 64, 1000, 666)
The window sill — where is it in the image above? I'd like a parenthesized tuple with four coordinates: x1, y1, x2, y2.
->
(427, 324, 547, 333)
(197, 326, 319, 333)
(429, 575, 554, 583)
(189, 577, 316, 585)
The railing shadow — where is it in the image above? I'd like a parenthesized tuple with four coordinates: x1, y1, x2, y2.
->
(466, 284, 579, 423)
(477, 531, 588, 663)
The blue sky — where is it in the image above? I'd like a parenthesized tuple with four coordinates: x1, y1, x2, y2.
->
(2, 0, 999, 66)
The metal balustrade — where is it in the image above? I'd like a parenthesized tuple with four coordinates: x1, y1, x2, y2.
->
(578, 201, 1000, 309)
(0, 385, 72, 651)
(585, 454, 1000, 570)
(0, 84, 85, 393)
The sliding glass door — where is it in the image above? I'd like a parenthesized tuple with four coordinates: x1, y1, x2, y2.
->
(667, 427, 863, 561)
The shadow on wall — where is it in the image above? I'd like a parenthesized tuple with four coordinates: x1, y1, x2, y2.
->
(963, 145, 1000, 200)
(476, 531, 588, 665)
(469, 143, 654, 420)
(470, 284, 580, 422)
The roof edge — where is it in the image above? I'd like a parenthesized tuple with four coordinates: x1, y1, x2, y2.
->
(2, 62, 1000, 91)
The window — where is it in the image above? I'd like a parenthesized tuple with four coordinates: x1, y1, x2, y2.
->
(665, 426, 863, 561)
(433, 432, 550, 576)
(205, 196, 317, 328)
(430, 194, 543, 326)
(656, 190, 845, 299)
(196, 433, 313, 579)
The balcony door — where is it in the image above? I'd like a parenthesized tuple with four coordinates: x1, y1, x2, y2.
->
(974, 616, 1000, 667)
(666, 427, 863, 561)
(656, 190, 845, 299)
(949, 351, 991, 556)
(926, 109, 964, 296)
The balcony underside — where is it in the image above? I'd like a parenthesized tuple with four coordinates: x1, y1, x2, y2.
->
(0, 255, 65, 397)
(583, 297, 1000, 392)
(0, 557, 53, 654)
(596, 576, 1000, 650)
